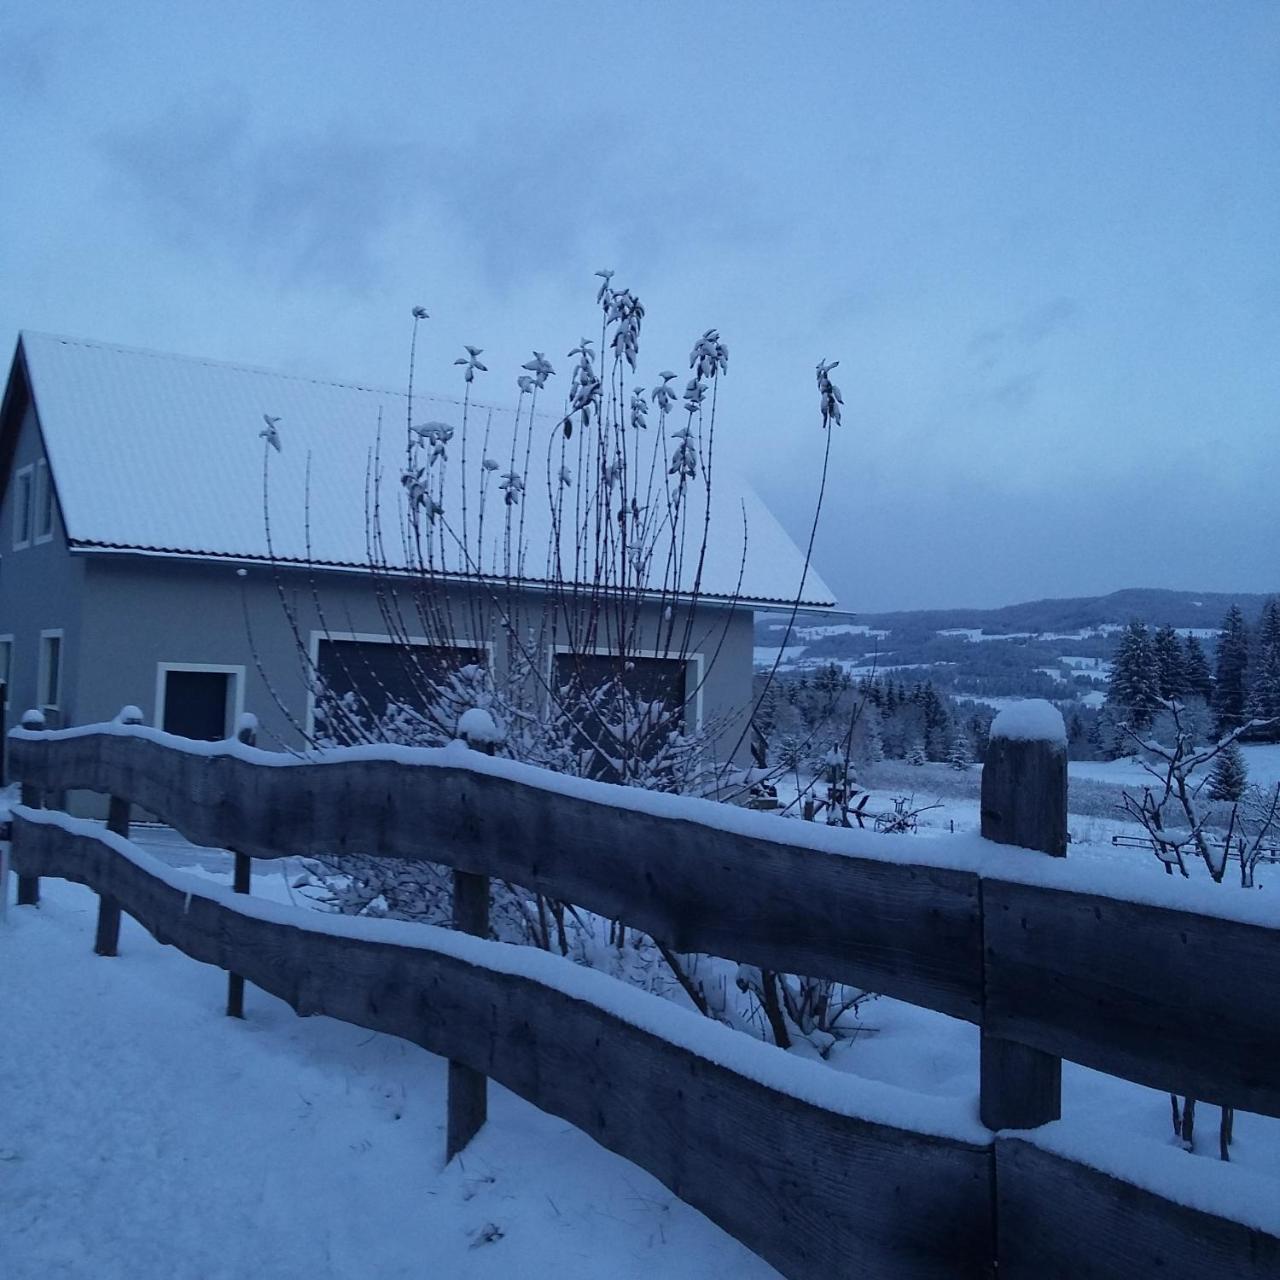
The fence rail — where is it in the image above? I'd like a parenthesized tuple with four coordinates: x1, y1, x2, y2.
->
(7, 721, 1280, 1279)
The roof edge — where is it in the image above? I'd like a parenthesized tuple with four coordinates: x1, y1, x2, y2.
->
(68, 541, 837, 610)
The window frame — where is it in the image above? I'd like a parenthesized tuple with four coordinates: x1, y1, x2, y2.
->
(12, 464, 33, 550)
(33, 460, 54, 544)
(38, 628, 64, 712)
(154, 662, 246, 739)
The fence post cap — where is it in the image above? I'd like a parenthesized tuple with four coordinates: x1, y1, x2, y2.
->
(989, 699, 1066, 748)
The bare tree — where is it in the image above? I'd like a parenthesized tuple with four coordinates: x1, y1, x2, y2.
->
(1118, 698, 1280, 1160)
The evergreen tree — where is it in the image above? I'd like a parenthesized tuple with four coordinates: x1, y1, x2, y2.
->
(1212, 606, 1250, 736)
(1182, 634, 1213, 703)
(1207, 741, 1248, 802)
(1249, 598, 1280, 741)
(1106, 620, 1160, 732)
(947, 731, 972, 770)
(1151, 624, 1186, 700)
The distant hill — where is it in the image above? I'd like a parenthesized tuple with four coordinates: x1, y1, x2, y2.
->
(850, 588, 1276, 637)
(754, 587, 1280, 711)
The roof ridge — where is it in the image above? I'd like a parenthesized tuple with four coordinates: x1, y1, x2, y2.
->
(17, 330, 517, 416)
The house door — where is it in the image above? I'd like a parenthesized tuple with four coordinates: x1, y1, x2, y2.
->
(162, 670, 231, 740)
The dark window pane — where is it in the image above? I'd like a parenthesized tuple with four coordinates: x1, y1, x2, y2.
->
(163, 670, 229, 740)
(315, 639, 483, 745)
(552, 652, 688, 782)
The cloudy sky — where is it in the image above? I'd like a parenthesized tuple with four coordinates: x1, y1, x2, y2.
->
(2, 1, 1277, 611)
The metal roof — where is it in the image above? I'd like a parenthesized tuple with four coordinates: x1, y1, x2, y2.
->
(14, 332, 836, 609)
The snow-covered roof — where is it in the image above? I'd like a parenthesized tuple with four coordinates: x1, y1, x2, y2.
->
(13, 332, 835, 608)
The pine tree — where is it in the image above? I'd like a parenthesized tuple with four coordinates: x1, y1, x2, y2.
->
(1207, 741, 1248, 802)
(1250, 598, 1280, 741)
(1183, 634, 1213, 703)
(1151, 624, 1186, 700)
(1106, 620, 1159, 732)
(947, 731, 972, 770)
(1212, 606, 1250, 736)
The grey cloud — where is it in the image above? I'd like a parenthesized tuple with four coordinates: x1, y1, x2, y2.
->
(967, 295, 1078, 357)
(421, 119, 779, 287)
(99, 96, 419, 290)
(0, 18, 70, 100)
(964, 369, 1041, 412)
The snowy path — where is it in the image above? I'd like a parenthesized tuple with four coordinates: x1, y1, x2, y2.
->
(0, 880, 778, 1280)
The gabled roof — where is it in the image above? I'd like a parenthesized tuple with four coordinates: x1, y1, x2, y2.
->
(10, 332, 835, 608)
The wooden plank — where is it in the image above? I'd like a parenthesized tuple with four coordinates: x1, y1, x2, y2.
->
(16, 780, 41, 906)
(225, 852, 252, 1019)
(984, 878, 1280, 1118)
(979, 1033, 1060, 1130)
(12, 813, 996, 1280)
(979, 731, 1065, 1129)
(447, 868, 489, 1160)
(996, 1137, 1279, 1279)
(8, 733, 985, 1021)
(94, 794, 130, 956)
(980, 733, 1067, 857)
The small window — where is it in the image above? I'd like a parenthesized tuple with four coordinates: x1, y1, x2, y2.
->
(155, 663, 246, 741)
(13, 465, 33, 549)
(40, 631, 63, 709)
(34, 461, 53, 542)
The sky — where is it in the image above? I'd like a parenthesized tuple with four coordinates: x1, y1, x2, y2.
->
(1, 1, 1277, 612)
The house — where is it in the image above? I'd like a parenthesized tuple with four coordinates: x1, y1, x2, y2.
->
(0, 332, 835, 786)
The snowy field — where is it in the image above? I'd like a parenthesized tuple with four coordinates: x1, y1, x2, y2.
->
(1069, 742, 1280, 792)
(0, 877, 777, 1280)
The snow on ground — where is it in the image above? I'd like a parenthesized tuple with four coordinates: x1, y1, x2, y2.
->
(1070, 743, 1280, 791)
(1061, 655, 1111, 672)
(0, 878, 779, 1280)
(792, 623, 890, 641)
(751, 644, 806, 668)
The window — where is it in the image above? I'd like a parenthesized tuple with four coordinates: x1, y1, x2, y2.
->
(34, 461, 53, 542)
(552, 650, 693, 782)
(39, 630, 63, 710)
(155, 663, 245, 741)
(13, 465, 32, 549)
(311, 635, 485, 745)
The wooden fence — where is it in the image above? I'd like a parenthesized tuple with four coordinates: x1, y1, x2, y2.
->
(6, 720, 1280, 1279)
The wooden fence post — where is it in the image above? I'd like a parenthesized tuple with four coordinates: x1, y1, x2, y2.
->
(447, 722, 495, 1160)
(980, 701, 1066, 1130)
(15, 709, 46, 907)
(94, 706, 142, 956)
(226, 716, 257, 1019)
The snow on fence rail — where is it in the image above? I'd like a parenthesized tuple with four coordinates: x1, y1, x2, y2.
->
(7, 716, 1280, 1280)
